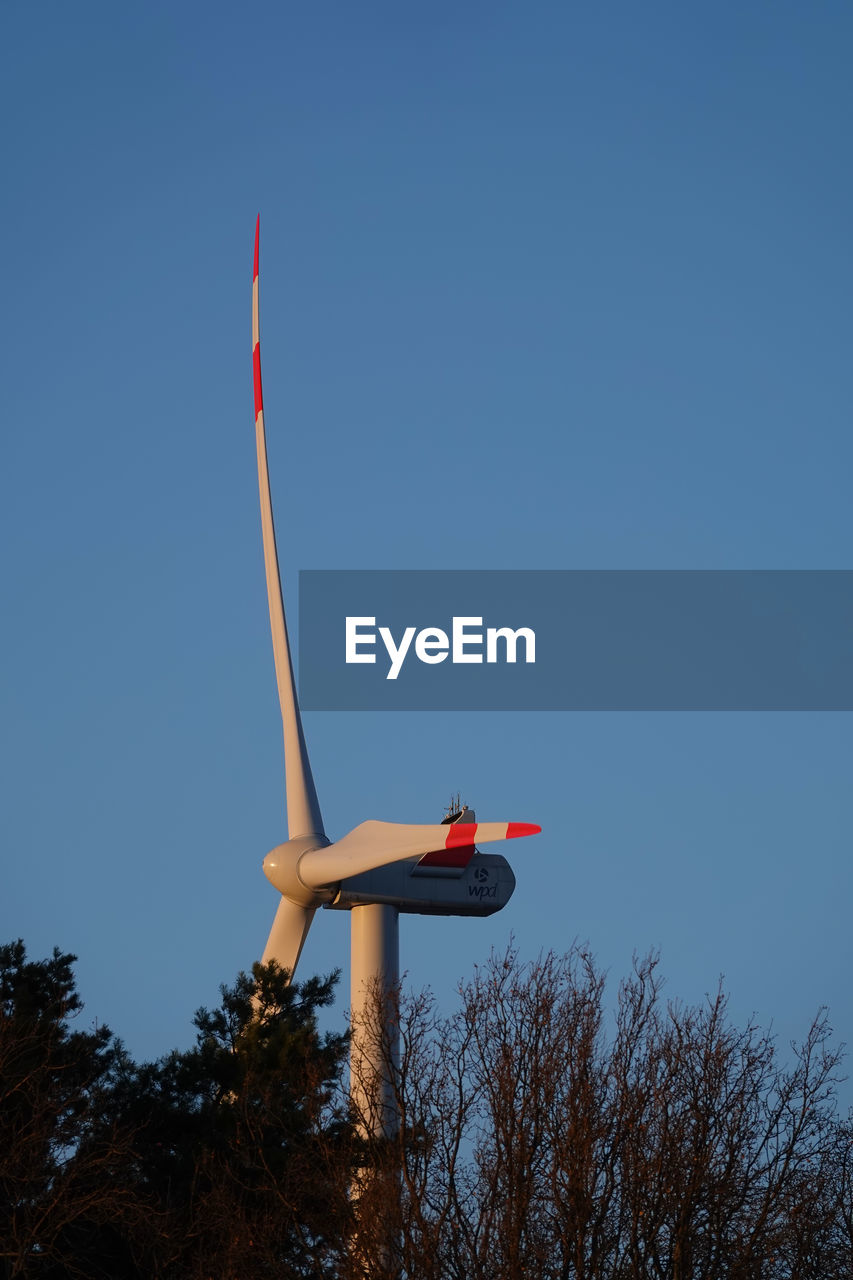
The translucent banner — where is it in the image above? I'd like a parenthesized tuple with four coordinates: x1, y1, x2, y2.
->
(298, 571, 853, 711)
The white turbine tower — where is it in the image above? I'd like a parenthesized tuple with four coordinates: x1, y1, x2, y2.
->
(251, 216, 540, 1126)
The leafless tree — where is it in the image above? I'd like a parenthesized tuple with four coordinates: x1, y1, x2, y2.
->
(348, 945, 852, 1280)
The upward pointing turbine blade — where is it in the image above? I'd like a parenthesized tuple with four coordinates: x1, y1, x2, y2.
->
(253, 216, 324, 842)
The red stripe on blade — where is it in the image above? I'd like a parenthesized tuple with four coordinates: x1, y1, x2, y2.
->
(506, 823, 541, 839)
(253, 343, 263, 419)
(445, 823, 478, 848)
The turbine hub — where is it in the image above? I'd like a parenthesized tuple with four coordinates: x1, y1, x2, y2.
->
(263, 834, 334, 907)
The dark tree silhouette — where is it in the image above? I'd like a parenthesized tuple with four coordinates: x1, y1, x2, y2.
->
(106, 961, 354, 1279)
(0, 941, 140, 1279)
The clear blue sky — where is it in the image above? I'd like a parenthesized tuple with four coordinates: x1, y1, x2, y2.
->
(1, 3, 851, 1080)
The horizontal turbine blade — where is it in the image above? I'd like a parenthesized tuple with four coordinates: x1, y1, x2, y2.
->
(260, 897, 316, 979)
(299, 819, 540, 888)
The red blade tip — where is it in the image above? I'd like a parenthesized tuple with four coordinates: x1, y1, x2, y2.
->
(506, 823, 541, 839)
(254, 214, 260, 281)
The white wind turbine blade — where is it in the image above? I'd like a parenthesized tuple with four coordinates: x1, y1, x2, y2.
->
(260, 897, 317, 978)
(298, 819, 541, 888)
(253, 216, 324, 842)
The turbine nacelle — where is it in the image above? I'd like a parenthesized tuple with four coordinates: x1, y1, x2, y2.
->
(263, 819, 539, 914)
(330, 850, 516, 917)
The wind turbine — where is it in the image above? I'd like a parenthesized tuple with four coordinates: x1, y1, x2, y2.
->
(250, 216, 540, 1126)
